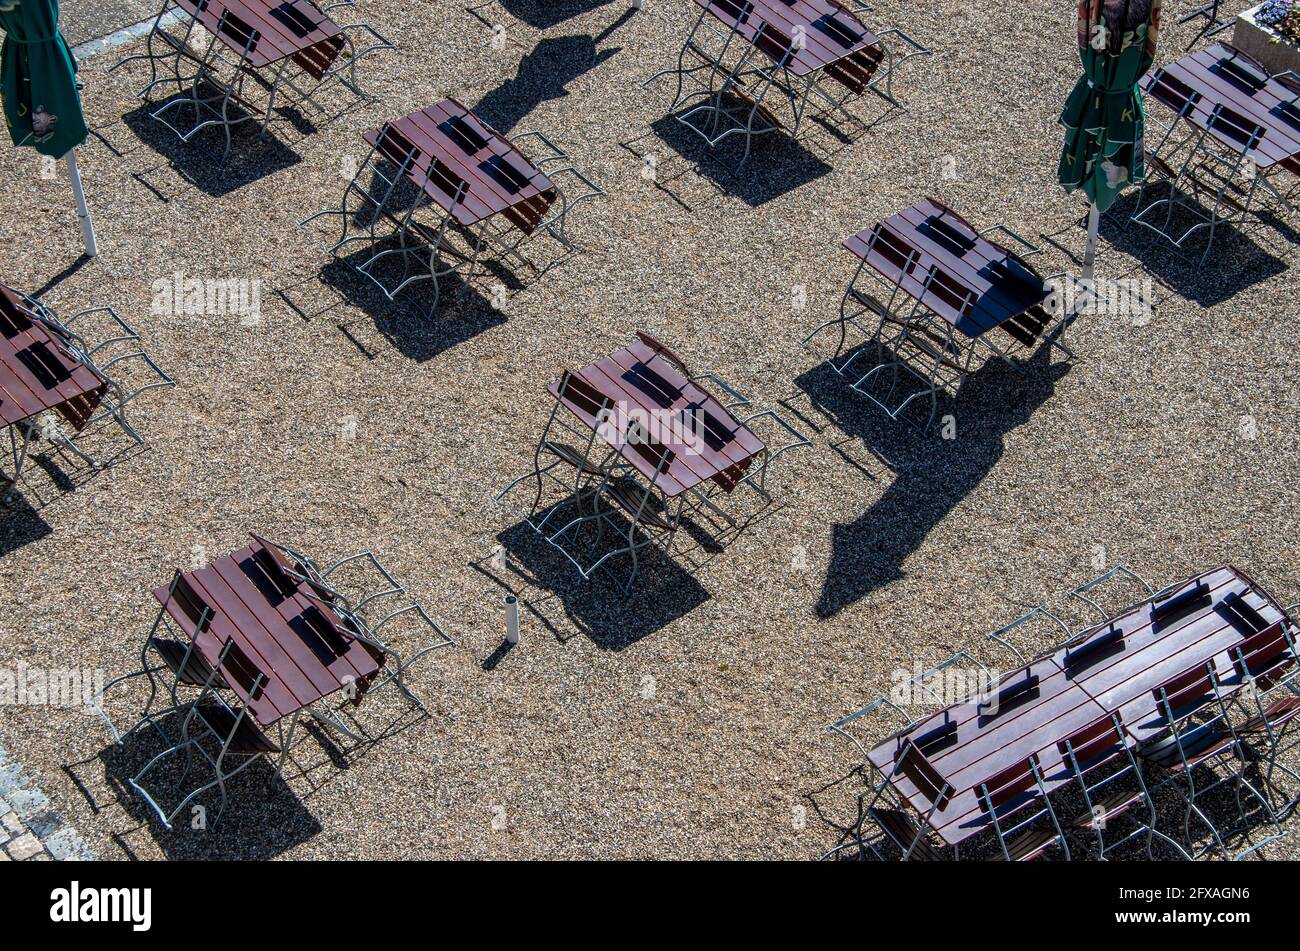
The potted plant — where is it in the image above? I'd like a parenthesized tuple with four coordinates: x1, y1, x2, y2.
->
(1233, 1, 1300, 76)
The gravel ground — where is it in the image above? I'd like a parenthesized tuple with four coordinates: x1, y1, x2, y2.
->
(0, 0, 1295, 860)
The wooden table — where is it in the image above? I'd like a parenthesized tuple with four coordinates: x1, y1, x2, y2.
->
(0, 284, 106, 433)
(867, 657, 1110, 846)
(694, 0, 882, 82)
(1143, 43, 1300, 176)
(867, 565, 1291, 847)
(153, 536, 381, 727)
(363, 99, 558, 232)
(550, 336, 767, 498)
(170, 0, 345, 77)
(1053, 565, 1288, 746)
(844, 198, 1052, 342)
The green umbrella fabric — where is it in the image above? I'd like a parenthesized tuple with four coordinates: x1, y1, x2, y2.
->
(1058, 0, 1163, 213)
(0, 0, 88, 159)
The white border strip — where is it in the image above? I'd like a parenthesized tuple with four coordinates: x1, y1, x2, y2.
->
(71, 10, 188, 61)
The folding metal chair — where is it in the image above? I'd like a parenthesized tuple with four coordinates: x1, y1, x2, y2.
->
(110, 0, 213, 100)
(1066, 564, 1156, 627)
(545, 430, 682, 592)
(495, 371, 623, 536)
(824, 650, 990, 860)
(128, 639, 281, 830)
(5, 290, 174, 479)
(252, 535, 456, 724)
(823, 692, 937, 861)
(93, 571, 222, 746)
(1180, 0, 1239, 50)
(1058, 711, 1191, 860)
(145, 9, 269, 166)
(976, 754, 1071, 861)
(478, 129, 606, 272)
(37, 305, 174, 468)
(302, 121, 434, 263)
(1139, 662, 1284, 858)
(858, 740, 954, 862)
(1229, 616, 1300, 819)
(676, 22, 804, 169)
(984, 606, 1075, 666)
(273, 1, 394, 111)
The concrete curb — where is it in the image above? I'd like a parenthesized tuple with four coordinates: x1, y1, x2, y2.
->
(0, 746, 94, 861)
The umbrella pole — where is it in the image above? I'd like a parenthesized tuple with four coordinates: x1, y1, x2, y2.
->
(64, 149, 98, 258)
(1077, 202, 1100, 314)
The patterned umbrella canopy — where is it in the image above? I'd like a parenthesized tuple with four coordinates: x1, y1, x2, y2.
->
(0, 0, 88, 159)
(1058, 0, 1163, 213)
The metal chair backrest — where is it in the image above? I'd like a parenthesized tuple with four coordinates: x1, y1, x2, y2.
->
(635, 330, 688, 374)
(978, 754, 1063, 857)
(981, 754, 1043, 813)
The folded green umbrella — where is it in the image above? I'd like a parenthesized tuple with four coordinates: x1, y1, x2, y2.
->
(1058, 0, 1163, 290)
(0, 0, 96, 255)
(1, 0, 87, 156)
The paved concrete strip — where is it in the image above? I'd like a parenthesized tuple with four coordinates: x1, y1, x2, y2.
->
(71, 10, 188, 62)
(0, 746, 93, 861)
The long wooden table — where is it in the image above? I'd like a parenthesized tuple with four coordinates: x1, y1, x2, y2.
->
(867, 565, 1291, 847)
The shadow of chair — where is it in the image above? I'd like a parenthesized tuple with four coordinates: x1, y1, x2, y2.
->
(119, 99, 302, 199)
(476, 515, 711, 651)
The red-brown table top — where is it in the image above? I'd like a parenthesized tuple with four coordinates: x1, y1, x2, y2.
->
(693, 0, 880, 78)
(0, 284, 107, 431)
(867, 657, 1110, 846)
(844, 198, 1052, 339)
(867, 565, 1289, 847)
(1144, 44, 1300, 174)
(550, 339, 767, 498)
(171, 0, 342, 72)
(362, 98, 557, 230)
(152, 536, 381, 727)
(1052, 565, 1287, 745)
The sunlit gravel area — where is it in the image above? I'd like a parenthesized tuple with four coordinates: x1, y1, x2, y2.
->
(0, 0, 1295, 859)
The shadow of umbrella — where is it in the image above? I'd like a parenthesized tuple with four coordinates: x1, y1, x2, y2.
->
(481, 0, 617, 30)
(795, 346, 1071, 620)
(472, 34, 621, 134)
